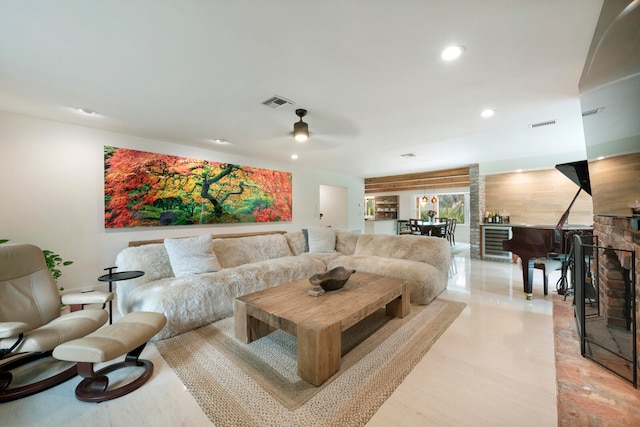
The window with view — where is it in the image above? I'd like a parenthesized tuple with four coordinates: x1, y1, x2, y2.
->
(414, 193, 466, 224)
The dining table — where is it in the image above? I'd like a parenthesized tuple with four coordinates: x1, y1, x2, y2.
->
(417, 221, 447, 237)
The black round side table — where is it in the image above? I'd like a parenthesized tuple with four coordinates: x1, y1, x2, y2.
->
(98, 266, 144, 324)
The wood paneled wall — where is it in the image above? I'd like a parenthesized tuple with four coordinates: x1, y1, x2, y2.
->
(365, 166, 470, 194)
(365, 165, 596, 227)
(485, 169, 593, 226)
(589, 152, 640, 217)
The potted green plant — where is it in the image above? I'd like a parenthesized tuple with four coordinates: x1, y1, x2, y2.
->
(42, 249, 73, 289)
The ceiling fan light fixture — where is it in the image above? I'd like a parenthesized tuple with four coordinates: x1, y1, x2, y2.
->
(293, 109, 309, 142)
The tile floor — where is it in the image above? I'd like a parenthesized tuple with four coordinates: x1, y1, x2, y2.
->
(1, 249, 566, 426)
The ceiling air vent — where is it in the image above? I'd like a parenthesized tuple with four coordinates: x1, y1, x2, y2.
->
(400, 153, 416, 158)
(262, 95, 293, 109)
(582, 107, 604, 117)
(529, 120, 557, 128)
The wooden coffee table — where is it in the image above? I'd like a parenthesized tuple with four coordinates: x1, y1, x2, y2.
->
(234, 272, 409, 386)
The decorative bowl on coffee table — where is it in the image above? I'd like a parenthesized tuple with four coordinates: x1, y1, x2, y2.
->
(309, 267, 356, 291)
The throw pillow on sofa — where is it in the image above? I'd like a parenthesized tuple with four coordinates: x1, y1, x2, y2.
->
(164, 233, 222, 277)
(306, 227, 336, 253)
(212, 234, 293, 268)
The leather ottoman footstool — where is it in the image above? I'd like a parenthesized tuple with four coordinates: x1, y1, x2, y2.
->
(53, 311, 166, 402)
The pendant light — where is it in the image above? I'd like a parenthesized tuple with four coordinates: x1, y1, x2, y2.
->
(293, 109, 309, 142)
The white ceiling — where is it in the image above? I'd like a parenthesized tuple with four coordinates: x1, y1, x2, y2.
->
(0, 1, 604, 178)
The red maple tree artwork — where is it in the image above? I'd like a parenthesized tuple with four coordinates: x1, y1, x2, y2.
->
(104, 146, 292, 228)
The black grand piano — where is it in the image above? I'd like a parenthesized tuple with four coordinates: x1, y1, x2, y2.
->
(502, 160, 592, 299)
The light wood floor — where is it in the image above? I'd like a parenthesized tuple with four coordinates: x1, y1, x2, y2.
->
(0, 250, 559, 426)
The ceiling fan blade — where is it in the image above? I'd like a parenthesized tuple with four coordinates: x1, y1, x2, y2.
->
(304, 109, 360, 138)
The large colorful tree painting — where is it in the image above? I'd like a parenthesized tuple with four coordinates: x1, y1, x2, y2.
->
(104, 146, 292, 228)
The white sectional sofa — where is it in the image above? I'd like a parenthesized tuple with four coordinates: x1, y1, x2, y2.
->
(114, 229, 451, 340)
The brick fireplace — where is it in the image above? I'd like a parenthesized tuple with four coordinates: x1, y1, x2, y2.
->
(586, 215, 640, 385)
(598, 246, 633, 328)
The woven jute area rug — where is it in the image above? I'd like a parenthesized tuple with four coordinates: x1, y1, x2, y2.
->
(155, 298, 466, 427)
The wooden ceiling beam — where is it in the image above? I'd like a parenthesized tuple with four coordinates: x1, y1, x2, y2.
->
(365, 177, 469, 191)
(366, 176, 469, 188)
(364, 166, 471, 194)
(364, 166, 470, 185)
(365, 179, 470, 194)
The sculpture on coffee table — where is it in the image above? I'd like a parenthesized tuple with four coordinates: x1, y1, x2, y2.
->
(308, 267, 356, 296)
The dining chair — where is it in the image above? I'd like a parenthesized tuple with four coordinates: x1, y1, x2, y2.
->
(397, 220, 412, 235)
(446, 218, 457, 245)
(408, 219, 423, 235)
(431, 218, 448, 238)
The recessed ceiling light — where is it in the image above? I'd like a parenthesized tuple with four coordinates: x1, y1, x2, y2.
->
(291, 154, 298, 160)
(480, 109, 496, 118)
(209, 138, 230, 145)
(441, 45, 465, 61)
(74, 107, 97, 116)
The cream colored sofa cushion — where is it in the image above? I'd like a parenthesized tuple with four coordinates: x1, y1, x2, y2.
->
(354, 234, 450, 266)
(285, 231, 307, 256)
(286, 230, 357, 256)
(306, 227, 336, 253)
(164, 233, 221, 277)
(327, 255, 445, 305)
(114, 243, 174, 315)
(329, 233, 451, 305)
(212, 234, 292, 268)
(335, 231, 359, 255)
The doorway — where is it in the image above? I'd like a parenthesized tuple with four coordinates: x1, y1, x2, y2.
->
(319, 185, 348, 230)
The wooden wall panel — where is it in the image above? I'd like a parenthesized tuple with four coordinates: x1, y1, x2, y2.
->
(366, 165, 596, 227)
(589, 152, 640, 217)
(365, 166, 470, 194)
(485, 169, 593, 226)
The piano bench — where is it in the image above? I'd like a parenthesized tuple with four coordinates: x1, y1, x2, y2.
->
(533, 258, 563, 296)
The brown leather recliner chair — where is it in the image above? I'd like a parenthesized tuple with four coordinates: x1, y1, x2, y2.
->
(0, 243, 111, 402)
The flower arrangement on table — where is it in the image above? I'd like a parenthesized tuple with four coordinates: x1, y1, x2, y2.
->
(427, 210, 436, 222)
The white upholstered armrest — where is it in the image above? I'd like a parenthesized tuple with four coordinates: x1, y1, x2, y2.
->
(61, 291, 113, 306)
(0, 321, 29, 339)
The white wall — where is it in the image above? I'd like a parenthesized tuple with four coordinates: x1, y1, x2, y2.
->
(0, 112, 364, 291)
(479, 150, 587, 175)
